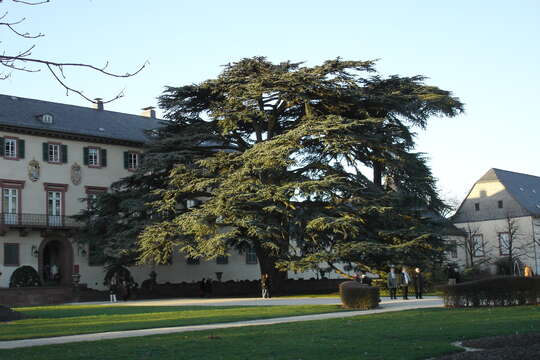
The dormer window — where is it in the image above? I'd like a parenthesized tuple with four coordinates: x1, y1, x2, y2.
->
(41, 114, 54, 124)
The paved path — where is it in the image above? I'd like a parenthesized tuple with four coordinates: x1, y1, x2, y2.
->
(0, 297, 443, 349)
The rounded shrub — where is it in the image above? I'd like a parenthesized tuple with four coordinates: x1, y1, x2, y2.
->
(9, 265, 42, 288)
(339, 281, 380, 310)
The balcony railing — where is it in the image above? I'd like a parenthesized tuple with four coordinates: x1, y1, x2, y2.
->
(0, 213, 81, 229)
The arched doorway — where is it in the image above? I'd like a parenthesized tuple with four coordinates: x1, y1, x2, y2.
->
(38, 237, 73, 286)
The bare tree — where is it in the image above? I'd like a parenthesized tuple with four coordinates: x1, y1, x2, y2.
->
(0, 0, 147, 103)
(459, 223, 492, 268)
(497, 215, 532, 275)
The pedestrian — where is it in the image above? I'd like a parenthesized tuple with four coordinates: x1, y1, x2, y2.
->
(524, 265, 534, 277)
(413, 267, 424, 299)
(359, 270, 372, 285)
(401, 267, 411, 300)
(387, 266, 399, 300)
(109, 275, 118, 303)
(261, 273, 271, 299)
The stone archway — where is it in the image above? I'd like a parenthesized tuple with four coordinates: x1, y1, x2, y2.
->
(38, 235, 73, 287)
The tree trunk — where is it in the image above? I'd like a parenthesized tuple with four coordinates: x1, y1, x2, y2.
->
(254, 243, 287, 294)
(373, 161, 383, 188)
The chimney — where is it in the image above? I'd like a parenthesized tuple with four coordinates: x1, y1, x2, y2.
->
(94, 98, 104, 111)
(141, 106, 156, 118)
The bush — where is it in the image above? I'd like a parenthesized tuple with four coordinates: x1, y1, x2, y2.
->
(9, 266, 42, 288)
(339, 281, 380, 310)
(439, 276, 540, 308)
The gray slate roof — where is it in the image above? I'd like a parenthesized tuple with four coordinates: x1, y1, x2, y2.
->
(479, 168, 540, 216)
(0, 94, 162, 143)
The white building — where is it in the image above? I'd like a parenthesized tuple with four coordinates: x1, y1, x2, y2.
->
(452, 168, 540, 274)
(0, 95, 325, 290)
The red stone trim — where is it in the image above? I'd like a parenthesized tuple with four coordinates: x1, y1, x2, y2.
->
(84, 186, 108, 194)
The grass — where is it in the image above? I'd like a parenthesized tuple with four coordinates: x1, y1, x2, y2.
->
(2, 306, 539, 360)
(0, 304, 346, 341)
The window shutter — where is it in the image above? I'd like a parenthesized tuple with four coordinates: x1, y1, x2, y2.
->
(0, 137, 4, 156)
(61, 145, 68, 163)
(83, 147, 89, 165)
(42, 143, 49, 161)
(17, 139, 25, 159)
(100, 149, 107, 167)
(123, 151, 129, 169)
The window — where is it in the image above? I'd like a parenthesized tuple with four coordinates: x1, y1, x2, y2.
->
(499, 232, 510, 256)
(216, 255, 229, 264)
(84, 147, 107, 167)
(124, 152, 140, 170)
(44, 183, 68, 227)
(43, 143, 67, 163)
(449, 240, 458, 259)
(2, 188, 19, 225)
(88, 148, 99, 166)
(474, 203, 480, 211)
(472, 234, 484, 257)
(246, 246, 257, 264)
(5, 138, 16, 158)
(4, 243, 19, 266)
(85, 186, 107, 210)
(498, 200, 503, 209)
(186, 257, 200, 265)
(1, 137, 24, 159)
(41, 114, 54, 124)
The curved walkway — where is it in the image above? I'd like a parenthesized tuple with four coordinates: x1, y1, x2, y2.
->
(0, 297, 443, 349)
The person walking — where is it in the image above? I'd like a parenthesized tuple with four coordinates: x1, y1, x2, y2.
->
(401, 267, 411, 300)
(524, 265, 534, 277)
(109, 275, 118, 303)
(261, 273, 271, 299)
(387, 266, 399, 300)
(413, 267, 425, 299)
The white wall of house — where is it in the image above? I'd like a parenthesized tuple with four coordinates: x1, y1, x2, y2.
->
(453, 216, 539, 274)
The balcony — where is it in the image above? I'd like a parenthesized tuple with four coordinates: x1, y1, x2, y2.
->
(0, 213, 81, 233)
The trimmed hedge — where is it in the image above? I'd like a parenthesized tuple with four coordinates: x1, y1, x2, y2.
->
(440, 276, 540, 308)
(9, 266, 41, 288)
(339, 281, 380, 310)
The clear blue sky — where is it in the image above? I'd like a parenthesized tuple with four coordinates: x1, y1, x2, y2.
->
(2, 0, 539, 202)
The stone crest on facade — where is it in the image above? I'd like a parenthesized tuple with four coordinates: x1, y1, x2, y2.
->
(28, 159, 40, 181)
(71, 162, 82, 185)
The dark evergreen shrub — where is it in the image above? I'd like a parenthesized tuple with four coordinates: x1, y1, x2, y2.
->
(9, 266, 42, 288)
(440, 276, 540, 308)
(339, 281, 380, 309)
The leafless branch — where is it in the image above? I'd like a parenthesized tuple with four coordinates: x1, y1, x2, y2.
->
(46, 63, 125, 104)
(10, 0, 51, 5)
(1, 17, 44, 38)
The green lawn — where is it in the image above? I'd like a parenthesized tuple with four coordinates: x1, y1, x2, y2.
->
(2, 306, 539, 360)
(1, 304, 346, 341)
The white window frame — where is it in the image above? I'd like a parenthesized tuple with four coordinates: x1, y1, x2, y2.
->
(2, 188, 19, 225)
(498, 232, 510, 256)
(4, 138, 17, 158)
(472, 234, 484, 257)
(48, 143, 60, 163)
(128, 152, 139, 170)
(88, 148, 100, 166)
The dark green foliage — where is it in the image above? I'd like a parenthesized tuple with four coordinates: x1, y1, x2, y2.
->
(9, 266, 41, 288)
(339, 281, 380, 309)
(440, 276, 540, 308)
(136, 57, 463, 283)
(0, 306, 27, 322)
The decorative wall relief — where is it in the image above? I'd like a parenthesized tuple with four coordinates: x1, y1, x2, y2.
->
(28, 159, 40, 181)
(71, 162, 82, 185)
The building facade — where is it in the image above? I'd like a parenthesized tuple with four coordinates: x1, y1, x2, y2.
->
(0, 95, 327, 290)
(452, 168, 540, 274)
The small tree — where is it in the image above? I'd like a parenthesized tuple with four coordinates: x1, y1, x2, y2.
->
(459, 223, 492, 269)
(497, 215, 531, 275)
